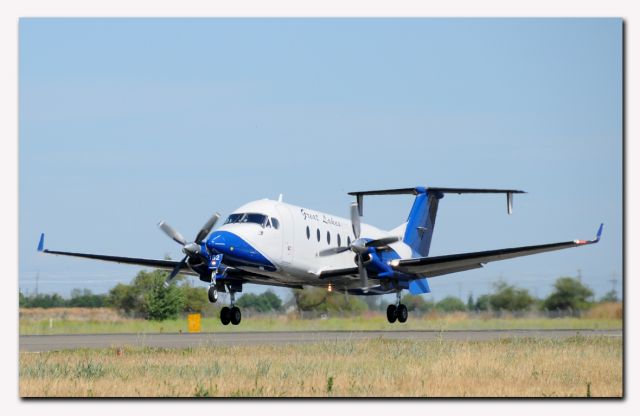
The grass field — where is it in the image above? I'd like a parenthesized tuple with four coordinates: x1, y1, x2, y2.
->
(19, 307, 623, 335)
(19, 336, 622, 397)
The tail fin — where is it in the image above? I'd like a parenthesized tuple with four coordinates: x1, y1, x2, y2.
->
(403, 189, 442, 256)
(348, 186, 525, 257)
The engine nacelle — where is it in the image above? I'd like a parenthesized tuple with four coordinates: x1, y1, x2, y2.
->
(355, 253, 373, 265)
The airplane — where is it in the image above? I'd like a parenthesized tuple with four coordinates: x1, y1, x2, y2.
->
(37, 186, 603, 325)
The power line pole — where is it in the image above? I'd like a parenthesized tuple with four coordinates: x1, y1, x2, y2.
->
(35, 271, 40, 296)
(577, 268, 582, 283)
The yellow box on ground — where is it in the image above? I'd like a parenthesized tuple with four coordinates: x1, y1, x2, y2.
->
(187, 313, 201, 333)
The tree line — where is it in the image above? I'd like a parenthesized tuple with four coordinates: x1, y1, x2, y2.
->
(19, 270, 619, 321)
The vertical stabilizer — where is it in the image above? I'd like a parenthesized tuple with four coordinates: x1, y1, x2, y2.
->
(403, 188, 442, 257)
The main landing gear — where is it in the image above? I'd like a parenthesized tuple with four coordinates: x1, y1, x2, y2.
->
(220, 290, 241, 326)
(208, 278, 242, 326)
(386, 291, 408, 324)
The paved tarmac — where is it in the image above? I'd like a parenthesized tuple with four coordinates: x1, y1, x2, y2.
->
(19, 329, 621, 352)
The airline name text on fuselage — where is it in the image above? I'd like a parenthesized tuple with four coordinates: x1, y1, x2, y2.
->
(300, 208, 342, 228)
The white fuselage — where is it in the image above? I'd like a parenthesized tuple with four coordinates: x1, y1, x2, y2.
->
(213, 199, 412, 286)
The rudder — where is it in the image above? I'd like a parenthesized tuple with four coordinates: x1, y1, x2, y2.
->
(403, 187, 443, 257)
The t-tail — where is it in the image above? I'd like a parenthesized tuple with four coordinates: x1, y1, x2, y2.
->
(348, 186, 526, 257)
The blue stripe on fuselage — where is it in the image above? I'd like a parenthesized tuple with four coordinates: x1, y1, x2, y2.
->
(206, 230, 276, 271)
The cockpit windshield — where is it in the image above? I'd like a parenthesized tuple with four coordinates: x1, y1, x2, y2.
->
(224, 213, 269, 227)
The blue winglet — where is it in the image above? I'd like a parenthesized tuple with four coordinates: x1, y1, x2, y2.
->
(37, 233, 45, 252)
(595, 223, 604, 242)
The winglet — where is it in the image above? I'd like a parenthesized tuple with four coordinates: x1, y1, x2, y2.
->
(574, 223, 603, 245)
(37, 233, 45, 252)
(595, 223, 604, 243)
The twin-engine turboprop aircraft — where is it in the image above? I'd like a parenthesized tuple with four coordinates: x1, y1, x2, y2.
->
(38, 186, 602, 325)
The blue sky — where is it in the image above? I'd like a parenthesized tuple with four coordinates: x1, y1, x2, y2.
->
(19, 18, 622, 302)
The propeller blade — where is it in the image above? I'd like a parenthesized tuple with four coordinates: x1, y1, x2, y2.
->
(158, 221, 187, 246)
(195, 212, 221, 244)
(317, 247, 351, 257)
(350, 202, 361, 239)
(366, 236, 400, 248)
(357, 255, 368, 293)
(164, 255, 188, 287)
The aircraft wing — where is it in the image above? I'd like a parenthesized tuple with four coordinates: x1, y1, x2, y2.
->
(37, 233, 196, 274)
(390, 224, 603, 277)
(37, 233, 303, 289)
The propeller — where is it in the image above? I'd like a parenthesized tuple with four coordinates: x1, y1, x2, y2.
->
(158, 212, 221, 286)
(319, 202, 400, 292)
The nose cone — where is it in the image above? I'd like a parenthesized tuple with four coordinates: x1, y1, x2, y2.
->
(206, 230, 275, 271)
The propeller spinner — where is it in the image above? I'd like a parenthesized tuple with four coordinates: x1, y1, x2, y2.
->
(157, 212, 221, 286)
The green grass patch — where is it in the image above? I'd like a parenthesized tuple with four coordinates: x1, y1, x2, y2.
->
(19, 313, 622, 335)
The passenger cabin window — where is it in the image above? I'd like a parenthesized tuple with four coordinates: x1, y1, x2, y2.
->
(337, 234, 341, 247)
(271, 218, 280, 229)
(306, 226, 310, 240)
(347, 236, 351, 246)
(327, 231, 331, 245)
(316, 228, 320, 242)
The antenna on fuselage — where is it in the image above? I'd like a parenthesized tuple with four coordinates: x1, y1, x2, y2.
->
(278, 194, 283, 202)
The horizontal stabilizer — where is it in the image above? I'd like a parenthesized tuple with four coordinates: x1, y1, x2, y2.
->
(348, 186, 526, 196)
(348, 186, 525, 215)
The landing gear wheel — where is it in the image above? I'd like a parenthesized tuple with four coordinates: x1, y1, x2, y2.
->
(230, 307, 242, 325)
(220, 306, 231, 325)
(208, 286, 218, 303)
(397, 304, 408, 323)
(386, 304, 397, 323)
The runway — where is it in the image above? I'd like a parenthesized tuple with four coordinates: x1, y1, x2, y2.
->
(19, 329, 621, 352)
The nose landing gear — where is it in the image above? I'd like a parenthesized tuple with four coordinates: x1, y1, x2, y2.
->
(386, 290, 408, 324)
(208, 285, 218, 303)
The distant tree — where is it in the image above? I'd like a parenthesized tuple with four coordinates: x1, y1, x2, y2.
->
(180, 283, 210, 313)
(488, 282, 535, 311)
(67, 288, 107, 308)
(600, 290, 619, 303)
(293, 287, 367, 313)
(106, 270, 185, 320)
(236, 290, 283, 312)
(543, 277, 594, 311)
(142, 280, 185, 321)
(474, 294, 491, 311)
(20, 293, 66, 308)
(436, 296, 466, 312)
(403, 294, 435, 312)
(466, 294, 475, 311)
(294, 287, 330, 311)
(261, 290, 283, 311)
(107, 283, 139, 313)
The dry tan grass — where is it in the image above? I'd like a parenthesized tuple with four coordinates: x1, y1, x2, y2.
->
(585, 302, 623, 320)
(19, 336, 622, 398)
(19, 307, 124, 322)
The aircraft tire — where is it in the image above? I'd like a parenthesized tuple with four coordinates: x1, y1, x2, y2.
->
(230, 307, 242, 325)
(386, 304, 397, 323)
(397, 304, 408, 323)
(208, 286, 218, 303)
(220, 306, 231, 325)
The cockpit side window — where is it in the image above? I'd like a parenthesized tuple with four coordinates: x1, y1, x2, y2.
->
(271, 218, 280, 229)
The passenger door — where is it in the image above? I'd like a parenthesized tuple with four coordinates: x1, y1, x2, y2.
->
(275, 204, 294, 264)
